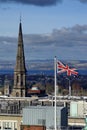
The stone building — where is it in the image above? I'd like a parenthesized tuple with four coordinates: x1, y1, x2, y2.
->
(22, 106, 68, 129)
(4, 76, 10, 96)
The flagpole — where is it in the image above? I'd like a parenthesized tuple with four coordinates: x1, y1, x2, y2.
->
(54, 56, 57, 130)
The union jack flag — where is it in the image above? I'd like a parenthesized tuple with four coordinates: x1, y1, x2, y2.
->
(57, 61, 78, 76)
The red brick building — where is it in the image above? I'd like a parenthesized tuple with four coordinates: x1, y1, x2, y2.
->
(21, 125, 46, 130)
(28, 87, 45, 96)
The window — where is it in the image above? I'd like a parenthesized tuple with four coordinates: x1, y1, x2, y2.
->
(16, 92, 19, 97)
(21, 74, 23, 86)
(17, 76, 19, 84)
(38, 119, 46, 125)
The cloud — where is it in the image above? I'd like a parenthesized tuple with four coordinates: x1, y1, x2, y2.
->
(0, 0, 87, 7)
(0, 24, 87, 60)
(23, 24, 87, 60)
(0, 0, 62, 6)
(24, 24, 87, 47)
(0, 36, 17, 44)
(78, 0, 87, 3)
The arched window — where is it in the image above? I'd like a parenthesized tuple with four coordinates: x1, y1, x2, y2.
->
(21, 90, 24, 97)
(17, 76, 19, 84)
(21, 74, 23, 86)
(16, 92, 19, 97)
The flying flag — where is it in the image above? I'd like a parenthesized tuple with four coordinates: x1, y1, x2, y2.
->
(57, 61, 78, 76)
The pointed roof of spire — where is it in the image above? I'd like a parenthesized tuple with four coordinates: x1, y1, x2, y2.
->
(15, 21, 26, 72)
(18, 14, 22, 39)
(19, 20, 22, 37)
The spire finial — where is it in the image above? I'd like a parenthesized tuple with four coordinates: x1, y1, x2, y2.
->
(20, 13, 21, 23)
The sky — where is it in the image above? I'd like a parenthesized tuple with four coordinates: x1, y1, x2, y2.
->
(0, 0, 87, 61)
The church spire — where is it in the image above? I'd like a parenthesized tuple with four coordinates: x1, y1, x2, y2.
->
(15, 21, 26, 72)
(11, 21, 26, 97)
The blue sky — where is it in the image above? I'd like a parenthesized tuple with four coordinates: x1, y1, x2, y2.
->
(0, 0, 87, 61)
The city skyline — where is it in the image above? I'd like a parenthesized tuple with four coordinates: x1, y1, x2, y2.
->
(0, 0, 87, 61)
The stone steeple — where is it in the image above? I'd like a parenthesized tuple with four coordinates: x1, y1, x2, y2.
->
(11, 21, 26, 97)
(15, 21, 26, 72)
